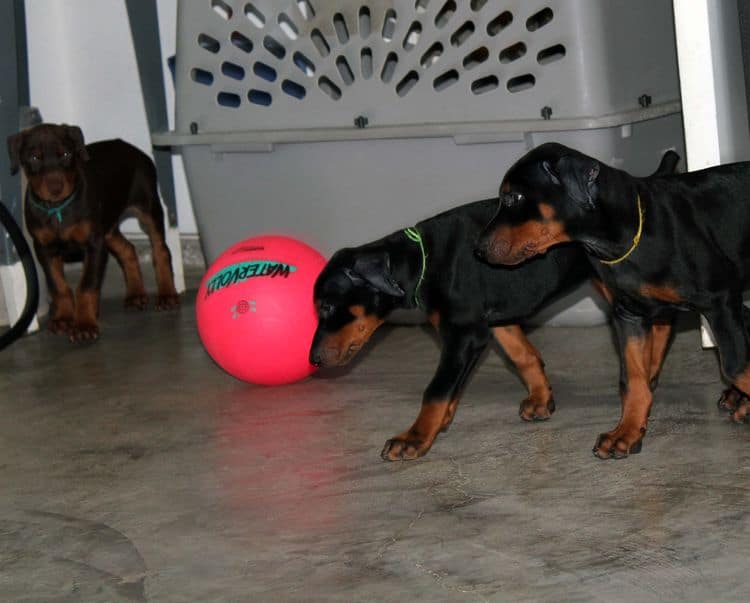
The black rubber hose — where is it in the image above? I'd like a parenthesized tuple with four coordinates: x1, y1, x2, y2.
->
(0, 201, 39, 349)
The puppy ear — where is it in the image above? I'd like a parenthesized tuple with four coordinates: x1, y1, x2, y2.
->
(542, 160, 560, 185)
(345, 252, 405, 297)
(7, 132, 24, 175)
(64, 125, 89, 162)
(555, 155, 600, 210)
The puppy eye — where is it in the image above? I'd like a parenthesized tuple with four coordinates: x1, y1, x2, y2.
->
(62, 151, 72, 159)
(29, 154, 40, 162)
(513, 192, 525, 203)
(319, 302, 335, 318)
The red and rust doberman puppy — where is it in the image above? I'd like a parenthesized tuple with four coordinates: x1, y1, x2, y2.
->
(7, 123, 179, 342)
(310, 150, 679, 461)
(476, 142, 750, 459)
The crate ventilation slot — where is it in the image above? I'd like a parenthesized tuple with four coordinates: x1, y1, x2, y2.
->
(191, 1, 567, 111)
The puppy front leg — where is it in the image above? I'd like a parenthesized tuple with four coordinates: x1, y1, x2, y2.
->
(34, 242, 74, 335)
(71, 237, 108, 342)
(593, 308, 653, 459)
(381, 325, 489, 461)
(492, 324, 554, 421)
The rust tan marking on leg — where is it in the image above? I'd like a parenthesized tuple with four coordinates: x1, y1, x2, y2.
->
(47, 255, 74, 334)
(648, 321, 672, 388)
(136, 211, 179, 309)
(381, 400, 450, 461)
(71, 289, 100, 341)
(105, 230, 147, 309)
(492, 325, 554, 420)
(591, 279, 614, 304)
(428, 311, 440, 330)
(639, 284, 683, 303)
(730, 364, 750, 422)
(440, 399, 459, 431)
(594, 334, 653, 459)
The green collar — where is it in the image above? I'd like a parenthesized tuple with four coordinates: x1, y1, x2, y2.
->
(403, 227, 427, 309)
(28, 189, 77, 223)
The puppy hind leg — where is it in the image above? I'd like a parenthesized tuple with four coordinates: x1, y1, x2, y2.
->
(105, 228, 147, 310)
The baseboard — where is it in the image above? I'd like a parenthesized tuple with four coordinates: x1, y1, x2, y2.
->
(127, 232, 206, 270)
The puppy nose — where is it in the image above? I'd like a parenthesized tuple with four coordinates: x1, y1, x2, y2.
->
(309, 350, 322, 367)
(47, 178, 64, 196)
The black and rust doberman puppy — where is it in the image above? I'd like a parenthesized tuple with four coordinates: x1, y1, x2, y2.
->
(7, 123, 179, 341)
(309, 150, 678, 461)
(476, 141, 750, 459)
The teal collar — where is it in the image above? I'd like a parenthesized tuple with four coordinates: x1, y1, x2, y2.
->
(28, 189, 77, 223)
(403, 227, 427, 309)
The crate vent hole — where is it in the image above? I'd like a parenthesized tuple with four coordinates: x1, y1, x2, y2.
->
(198, 34, 220, 53)
(191, 68, 214, 86)
(311, 29, 330, 57)
(404, 22, 422, 50)
(421, 42, 443, 67)
(381, 52, 399, 83)
(334, 13, 350, 44)
(211, 0, 232, 21)
(507, 73, 535, 93)
(359, 7, 371, 38)
(450, 21, 474, 47)
(415, 0, 430, 14)
(500, 42, 526, 63)
(293, 51, 315, 76)
(538, 44, 566, 64)
(279, 13, 299, 40)
(230, 31, 253, 53)
(471, 75, 498, 94)
(222, 61, 245, 80)
(361, 47, 373, 79)
(263, 35, 286, 59)
(463, 46, 488, 69)
(488, 11, 512, 35)
(319, 76, 342, 100)
(296, 0, 315, 21)
(282, 79, 306, 99)
(244, 3, 265, 28)
(435, 1, 456, 28)
(253, 62, 277, 82)
(527, 8, 553, 31)
(396, 70, 419, 96)
(382, 9, 397, 42)
(336, 56, 355, 85)
(433, 69, 458, 91)
(218, 91, 241, 107)
(248, 89, 272, 106)
(471, 0, 488, 11)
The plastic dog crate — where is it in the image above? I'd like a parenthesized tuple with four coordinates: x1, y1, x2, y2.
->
(155, 0, 685, 325)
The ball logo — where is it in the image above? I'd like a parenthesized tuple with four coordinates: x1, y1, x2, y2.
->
(231, 299, 256, 319)
(204, 260, 298, 299)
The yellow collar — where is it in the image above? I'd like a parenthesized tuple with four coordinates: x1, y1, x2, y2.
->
(600, 195, 643, 266)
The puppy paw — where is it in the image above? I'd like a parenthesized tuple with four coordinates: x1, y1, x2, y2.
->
(519, 396, 555, 421)
(69, 321, 100, 342)
(718, 387, 744, 413)
(124, 294, 148, 311)
(593, 425, 645, 459)
(381, 435, 433, 461)
(47, 317, 74, 335)
(155, 294, 180, 311)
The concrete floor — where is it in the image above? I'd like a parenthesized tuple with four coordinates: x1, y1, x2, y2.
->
(2, 269, 750, 602)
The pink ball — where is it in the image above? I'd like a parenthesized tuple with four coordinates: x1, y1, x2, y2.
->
(196, 235, 326, 385)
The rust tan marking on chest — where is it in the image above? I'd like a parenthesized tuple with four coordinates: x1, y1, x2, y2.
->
(62, 221, 92, 244)
(31, 226, 57, 246)
(639, 284, 683, 303)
